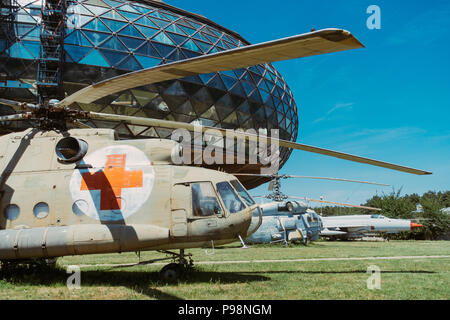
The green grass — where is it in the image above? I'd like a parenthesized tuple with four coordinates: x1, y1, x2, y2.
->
(0, 241, 448, 300)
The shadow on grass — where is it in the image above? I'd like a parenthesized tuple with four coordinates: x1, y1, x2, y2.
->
(238, 270, 436, 275)
(0, 265, 269, 300)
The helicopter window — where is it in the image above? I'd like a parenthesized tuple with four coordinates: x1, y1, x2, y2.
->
(192, 182, 223, 217)
(230, 180, 256, 206)
(216, 182, 246, 214)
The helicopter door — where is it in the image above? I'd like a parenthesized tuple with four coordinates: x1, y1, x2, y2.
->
(170, 184, 189, 238)
(187, 182, 225, 238)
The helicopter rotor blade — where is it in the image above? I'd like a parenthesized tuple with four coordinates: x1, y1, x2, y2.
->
(85, 112, 432, 176)
(233, 173, 391, 186)
(0, 113, 33, 122)
(58, 28, 364, 107)
(0, 98, 39, 111)
(289, 196, 382, 211)
(71, 120, 93, 129)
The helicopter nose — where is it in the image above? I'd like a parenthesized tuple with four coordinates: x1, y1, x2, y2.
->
(246, 207, 263, 237)
(411, 222, 423, 230)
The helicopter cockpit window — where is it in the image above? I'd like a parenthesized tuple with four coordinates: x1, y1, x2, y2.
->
(192, 182, 223, 217)
(230, 180, 256, 206)
(216, 182, 246, 214)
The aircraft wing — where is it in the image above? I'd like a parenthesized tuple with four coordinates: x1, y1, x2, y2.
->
(58, 28, 363, 106)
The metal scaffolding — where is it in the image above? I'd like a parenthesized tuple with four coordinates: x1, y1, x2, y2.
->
(0, 0, 19, 87)
(37, 0, 69, 104)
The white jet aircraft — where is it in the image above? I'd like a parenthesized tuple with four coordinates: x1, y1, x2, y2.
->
(321, 214, 423, 240)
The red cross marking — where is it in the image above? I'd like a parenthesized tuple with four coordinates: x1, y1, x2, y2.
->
(80, 154, 143, 211)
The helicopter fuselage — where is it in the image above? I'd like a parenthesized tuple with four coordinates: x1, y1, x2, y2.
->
(0, 128, 261, 260)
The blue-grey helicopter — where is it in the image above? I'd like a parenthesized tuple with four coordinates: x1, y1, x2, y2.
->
(234, 174, 388, 245)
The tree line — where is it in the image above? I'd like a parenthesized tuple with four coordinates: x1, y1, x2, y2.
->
(318, 190, 450, 240)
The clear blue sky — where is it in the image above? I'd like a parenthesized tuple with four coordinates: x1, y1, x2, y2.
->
(170, 0, 450, 206)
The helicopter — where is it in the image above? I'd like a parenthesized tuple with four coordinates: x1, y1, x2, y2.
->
(0, 29, 432, 280)
(234, 173, 387, 246)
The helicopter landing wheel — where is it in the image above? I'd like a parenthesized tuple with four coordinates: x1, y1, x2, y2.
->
(158, 249, 194, 282)
(160, 263, 183, 282)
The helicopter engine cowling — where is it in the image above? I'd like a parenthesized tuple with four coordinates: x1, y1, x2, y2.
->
(55, 137, 88, 164)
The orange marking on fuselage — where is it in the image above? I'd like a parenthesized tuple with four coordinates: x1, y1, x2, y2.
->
(80, 154, 143, 211)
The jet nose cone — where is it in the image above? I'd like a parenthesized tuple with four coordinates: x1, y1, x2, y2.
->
(411, 222, 423, 229)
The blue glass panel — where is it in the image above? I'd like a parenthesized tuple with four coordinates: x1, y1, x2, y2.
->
(101, 10, 126, 21)
(249, 90, 262, 103)
(241, 81, 255, 97)
(22, 27, 40, 40)
(118, 10, 141, 21)
(166, 32, 187, 46)
(15, 23, 34, 36)
(265, 95, 275, 109)
(221, 75, 236, 90)
(79, 49, 110, 67)
(166, 48, 187, 62)
(118, 4, 140, 13)
(162, 12, 179, 22)
(259, 89, 270, 103)
(84, 19, 111, 32)
(151, 17, 170, 28)
(152, 32, 174, 46)
(101, 18, 127, 32)
(221, 70, 236, 79)
(241, 72, 253, 83)
(151, 41, 175, 57)
(277, 112, 284, 123)
(65, 30, 93, 46)
(219, 40, 232, 49)
(8, 42, 34, 59)
(192, 40, 211, 53)
(135, 54, 160, 68)
(265, 106, 274, 118)
(135, 42, 161, 58)
(223, 34, 237, 45)
(67, 14, 93, 29)
(199, 73, 215, 85)
(164, 24, 185, 35)
(99, 49, 127, 66)
(82, 31, 110, 46)
(181, 49, 201, 59)
(182, 39, 200, 52)
(209, 47, 219, 54)
(118, 36, 144, 50)
(186, 19, 202, 30)
(202, 33, 218, 44)
(192, 32, 211, 44)
(118, 24, 143, 38)
(21, 40, 39, 58)
(207, 75, 226, 91)
(135, 16, 158, 28)
(134, 25, 159, 38)
(99, 36, 128, 51)
(233, 69, 246, 79)
(65, 44, 92, 62)
(276, 86, 284, 98)
(148, 10, 170, 21)
(133, 5, 154, 15)
(177, 25, 196, 36)
(84, 4, 109, 16)
(176, 18, 194, 29)
(117, 55, 141, 70)
(103, 0, 122, 8)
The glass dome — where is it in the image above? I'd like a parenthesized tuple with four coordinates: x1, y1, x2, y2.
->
(0, 0, 299, 186)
